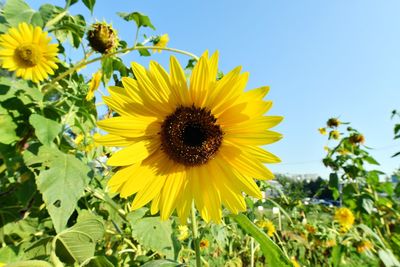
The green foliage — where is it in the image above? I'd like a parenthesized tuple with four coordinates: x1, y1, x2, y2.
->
(0, 0, 399, 266)
(232, 214, 292, 267)
(117, 11, 156, 30)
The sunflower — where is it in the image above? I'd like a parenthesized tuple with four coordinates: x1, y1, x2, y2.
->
(334, 207, 355, 231)
(96, 51, 282, 223)
(0, 23, 58, 83)
(257, 219, 276, 237)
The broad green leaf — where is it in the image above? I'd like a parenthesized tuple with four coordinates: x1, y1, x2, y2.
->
(55, 212, 105, 264)
(0, 108, 18, 144)
(39, 4, 66, 28)
(117, 12, 155, 30)
(130, 216, 174, 258)
(83, 256, 114, 267)
(232, 214, 292, 267)
(0, 246, 20, 264)
(82, 0, 96, 14)
(29, 114, 61, 146)
(3, 260, 53, 267)
(378, 249, 400, 267)
(51, 14, 86, 48)
(141, 260, 182, 267)
(3, 0, 36, 27)
(22, 237, 52, 260)
(32, 146, 90, 233)
(364, 156, 380, 165)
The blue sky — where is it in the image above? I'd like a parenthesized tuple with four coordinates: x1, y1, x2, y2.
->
(27, 0, 400, 177)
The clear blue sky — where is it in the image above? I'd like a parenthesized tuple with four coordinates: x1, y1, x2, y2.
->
(27, 0, 400, 177)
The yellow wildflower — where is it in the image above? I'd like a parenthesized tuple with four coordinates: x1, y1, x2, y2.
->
(291, 257, 301, 267)
(257, 220, 276, 237)
(177, 225, 189, 241)
(356, 240, 373, 253)
(152, 34, 169, 53)
(199, 239, 209, 249)
(330, 130, 341, 140)
(318, 128, 327, 135)
(86, 70, 102, 101)
(334, 207, 355, 231)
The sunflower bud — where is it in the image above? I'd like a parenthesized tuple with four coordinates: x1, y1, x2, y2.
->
(327, 118, 340, 128)
(349, 133, 365, 145)
(87, 22, 119, 54)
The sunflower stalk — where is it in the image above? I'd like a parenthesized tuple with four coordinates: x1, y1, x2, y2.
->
(191, 203, 202, 267)
(49, 45, 199, 85)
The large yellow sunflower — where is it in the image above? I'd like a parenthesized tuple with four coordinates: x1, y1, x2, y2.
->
(96, 51, 282, 223)
(0, 23, 58, 83)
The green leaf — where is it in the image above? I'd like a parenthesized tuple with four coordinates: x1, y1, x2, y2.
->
(232, 214, 292, 267)
(130, 216, 174, 258)
(0, 246, 20, 263)
(30, 146, 90, 233)
(361, 197, 374, 214)
(55, 212, 105, 264)
(82, 0, 96, 14)
(51, 14, 86, 48)
(82, 256, 114, 267)
(364, 156, 380, 165)
(117, 12, 156, 30)
(22, 237, 52, 260)
(3, 260, 54, 267)
(29, 114, 61, 146)
(378, 249, 400, 267)
(136, 44, 151, 57)
(3, 0, 36, 27)
(140, 259, 182, 267)
(0, 108, 19, 144)
(330, 245, 342, 267)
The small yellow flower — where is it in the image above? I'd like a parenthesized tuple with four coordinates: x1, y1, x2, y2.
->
(334, 207, 355, 231)
(318, 128, 327, 135)
(152, 34, 169, 53)
(337, 147, 349, 155)
(177, 225, 189, 241)
(330, 130, 341, 140)
(257, 220, 276, 237)
(199, 239, 209, 249)
(291, 257, 301, 267)
(74, 134, 84, 145)
(356, 240, 373, 253)
(323, 146, 330, 152)
(86, 70, 102, 101)
(305, 224, 316, 234)
(327, 118, 340, 128)
(324, 239, 337, 248)
(0, 23, 59, 83)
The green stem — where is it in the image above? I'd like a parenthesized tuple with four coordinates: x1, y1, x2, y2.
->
(50, 45, 199, 85)
(191, 203, 202, 267)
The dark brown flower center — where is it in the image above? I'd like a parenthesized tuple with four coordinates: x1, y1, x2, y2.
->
(160, 105, 223, 166)
(15, 44, 41, 67)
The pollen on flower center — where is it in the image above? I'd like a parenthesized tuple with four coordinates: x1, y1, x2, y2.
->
(160, 105, 223, 166)
(15, 44, 41, 67)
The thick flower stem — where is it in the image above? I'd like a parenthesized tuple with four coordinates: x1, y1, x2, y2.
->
(191, 203, 202, 267)
(50, 45, 199, 85)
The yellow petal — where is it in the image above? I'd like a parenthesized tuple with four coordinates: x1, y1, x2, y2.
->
(107, 140, 158, 166)
(97, 116, 159, 138)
